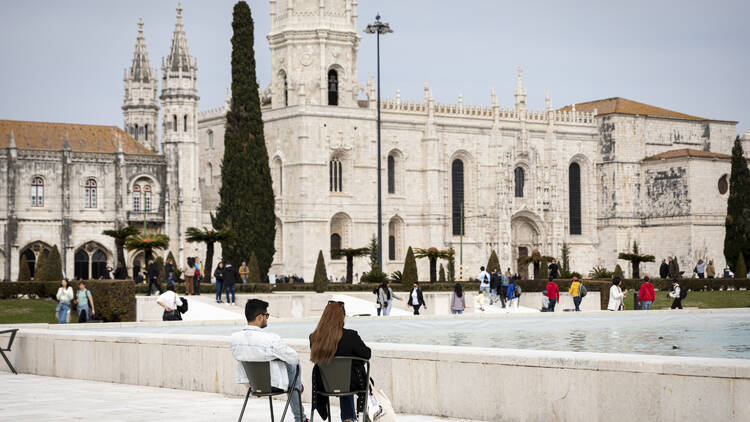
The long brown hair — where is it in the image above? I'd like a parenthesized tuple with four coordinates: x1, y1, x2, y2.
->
(310, 303, 346, 364)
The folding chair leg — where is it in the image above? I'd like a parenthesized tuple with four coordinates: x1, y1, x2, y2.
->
(238, 388, 252, 422)
(0, 350, 17, 375)
(269, 396, 275, 422)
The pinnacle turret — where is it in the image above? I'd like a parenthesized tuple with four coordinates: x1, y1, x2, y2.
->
(165, 2, 196, 73)
(122, 18, 159, 152)
(128, 18, 154, 83)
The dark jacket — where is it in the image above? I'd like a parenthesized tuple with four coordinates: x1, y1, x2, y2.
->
(165, 263, 175, 281)
(407, 287, 425, 306)
(146, 263, 159, 282)
(659, 262, 669, 279)
(548, 263, 559, 279)
(311, 328, 371, 420)
(223, 264, 237, 286)
(214, 266, 224, 282)
(490, 273, 501, 290)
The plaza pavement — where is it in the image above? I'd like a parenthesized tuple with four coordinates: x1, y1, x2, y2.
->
(0, 373, 483, 422)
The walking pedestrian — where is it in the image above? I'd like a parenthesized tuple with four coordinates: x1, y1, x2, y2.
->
(505, 279, 519, 313)
(607, 278, 627, 311)
(545, 276, 559, 312)
(214, 261, 225, 303)
(223, 262, 238, 305)
(133, 260, 142, 284)
(668, 279, 684, 309)
(499, 269, 510, 308)
(146, 259, 161, 296)
(165, 258, 175, 287)
(193, 258, 203, 295)
(239, 261, 249, 284)
(548, 259, 560, 279)
(75, 281, 95, 323)
(489, 270, 501, 305)
(638, 276, 655, 310)
(157, 283, 183, 321)
(450, 283, 466, 315)
(377, 281, 402, 316)
(694, 259, 706, 279)
(184, 258, 195, 295)
(407, 282, 426, 315)
(477, 266, 491, 298)
(659, 259, 669, 279)
(55, 279, 74, 324)
(706, 260, 716, 279)
(568, 276, 583, 311)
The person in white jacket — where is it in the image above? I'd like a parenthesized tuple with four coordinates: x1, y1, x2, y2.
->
(55, 279, 74, 324)
(607, 278, 628, 311)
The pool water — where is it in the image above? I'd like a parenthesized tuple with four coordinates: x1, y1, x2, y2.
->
(95, 312, 750, 359)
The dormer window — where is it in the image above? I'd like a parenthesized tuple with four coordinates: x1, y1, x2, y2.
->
(328, 69, 338, 106)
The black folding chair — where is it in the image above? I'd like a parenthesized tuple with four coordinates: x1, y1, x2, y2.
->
(311, 356, 371, 422)
(0, 329, 19, 375)
(238, 360, 302, 422)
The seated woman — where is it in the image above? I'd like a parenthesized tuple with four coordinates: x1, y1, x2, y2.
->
(310, 301, 371, 422)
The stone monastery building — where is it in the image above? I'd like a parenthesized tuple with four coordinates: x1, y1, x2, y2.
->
(1, 1, 748, 282)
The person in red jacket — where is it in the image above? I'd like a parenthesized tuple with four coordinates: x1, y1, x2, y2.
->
(638, 276, 656, 310)
(545, 276, 560, 312)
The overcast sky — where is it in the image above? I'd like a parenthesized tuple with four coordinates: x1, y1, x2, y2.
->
(1, 0, 748, 135)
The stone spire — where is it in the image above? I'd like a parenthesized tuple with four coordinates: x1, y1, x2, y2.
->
(166, 2, 195, 73)
(514, 66, 527, 111)
(129, 18, 153, 82)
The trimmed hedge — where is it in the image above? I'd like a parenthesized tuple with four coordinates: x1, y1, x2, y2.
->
(0, 280, 136, 322)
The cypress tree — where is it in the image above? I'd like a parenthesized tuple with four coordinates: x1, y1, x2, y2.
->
(248, 251, 261, 283)
(313, 250, 328, 293)
(18, 255, 31, 281)
(724, 136, 750, 271)
(736, 253, 747, 280)
(34, 249, 48, 281)
(402, 246, 418, 285)
(438, 263, 446, 283)
(216, 1, 276, 276)
(40, 245, 62, 282)
(613, 264, 624, 280)
(486, 250, 500, 273)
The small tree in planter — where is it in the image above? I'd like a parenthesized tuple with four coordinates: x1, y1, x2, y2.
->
(313, 250, 328, 293)
(362, 236, 388, 284)
(414, 247, 454, 283)
(618, 241, 655, 279)
(331, 247, 369, 284)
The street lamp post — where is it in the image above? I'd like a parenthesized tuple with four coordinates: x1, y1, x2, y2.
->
(364, 15, 393, 273)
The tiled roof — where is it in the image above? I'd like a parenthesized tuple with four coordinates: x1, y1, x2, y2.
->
(559, 97, 706, 121)
(644, 148, 731, 161)
(0, 120, 154, 155)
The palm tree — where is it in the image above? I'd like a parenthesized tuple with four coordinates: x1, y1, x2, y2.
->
(414, 247, 454, 283)
(103, 226, 140, 278)
(125, 233, 170, 265)
(618, 241, 655, 279)
(331, 247, 369, 283)
(185, 226, 232, 284)
(518, 249, 554, 280)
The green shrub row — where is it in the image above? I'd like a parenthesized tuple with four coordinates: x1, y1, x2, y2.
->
(0, 280, 136, 322)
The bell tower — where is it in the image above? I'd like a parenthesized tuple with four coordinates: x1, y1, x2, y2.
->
(122, 18, 159, 152)
(267, 0, 361, 108)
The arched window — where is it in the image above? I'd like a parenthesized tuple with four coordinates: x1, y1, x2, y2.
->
(208, 130, 214, 148)
(330, 158, 343, 192)
(514, 167, 525, 198)
(31, 176, 44, 207)
(272, 157, 283, 197)
(144, 185, 152, 212)
(74, 249, 90, 280)
(85, 178, 97, 208)
(388, 235, 396, 261)
(451, 159, 464, 236)
(134, 123, 139, 141)
(387, 155, 395, 194)
(144, 124, 149, 141)
(330, 233, 342, 251)
(388, 217, 404, 261)
(91, 249, 108, 279)
(183, 115, 188, 132)
(172, 115, 177, 132)
(206, 163, 213, 186)
(21, 249, 37, 278)
(328, 69, 338, 106)
(569, 162, 582, 235)
(132, 184, 141, 211)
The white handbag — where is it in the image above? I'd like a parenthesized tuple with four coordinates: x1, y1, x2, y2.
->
(367, 379, 398, 422)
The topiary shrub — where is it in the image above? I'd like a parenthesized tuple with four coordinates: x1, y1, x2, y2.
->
(313, 250, 328, 293)
(361, 270, 388, 284)
(402, 246, 418, 286)
(40, 245, 62, 282)
(613, 264, 624, 280)
(248, 251, 261, 283)
(34, 248, 48, 281)
(486, 250, 501, 273)
(78, 280, 136, 322)
(737, 253, 748, 280)
(18, 255, 31, 281)
(439, 263, 446, 283)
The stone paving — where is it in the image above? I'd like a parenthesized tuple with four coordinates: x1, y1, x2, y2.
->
(0, 373, 481, 421)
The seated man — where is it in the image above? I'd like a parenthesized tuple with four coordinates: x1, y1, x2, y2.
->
(230, 299, 308, 422)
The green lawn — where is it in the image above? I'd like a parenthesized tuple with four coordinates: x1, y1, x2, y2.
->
(646, 290, 750, 309)
(0, 299, 59, 324)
